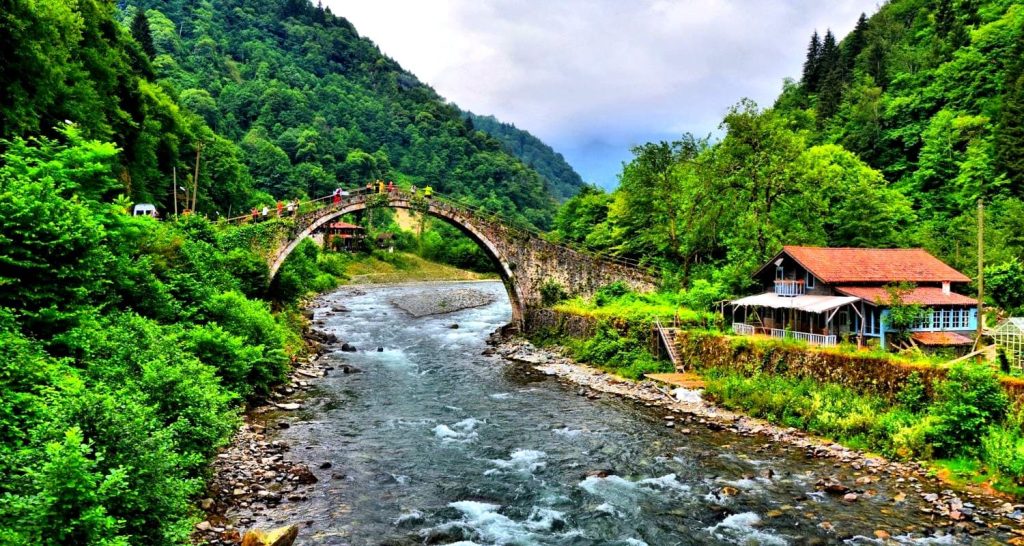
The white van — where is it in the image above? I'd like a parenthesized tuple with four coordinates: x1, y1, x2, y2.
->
(132, 203, 158, 217)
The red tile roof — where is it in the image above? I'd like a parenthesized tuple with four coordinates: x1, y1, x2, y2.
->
(836, 286, 978, 306)
(911, 331, 974, 346)
(777, 246, 971, 283)
(328, 222, 364, 230)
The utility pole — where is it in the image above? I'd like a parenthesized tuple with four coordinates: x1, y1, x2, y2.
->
(191, 142, 204, 212)
(172, 166, 178, 216)
(976, 198, 985, 350)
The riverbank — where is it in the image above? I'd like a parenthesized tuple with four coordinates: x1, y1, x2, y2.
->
(191, 305, 339, 545)
(192, 283, 506, 544)
(342, 251, 498, 284)
(490, 334, 1024, 537)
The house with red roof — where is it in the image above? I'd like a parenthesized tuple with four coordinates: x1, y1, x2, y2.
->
(324, 221, 366, 250)
(729, 246, 978, 349)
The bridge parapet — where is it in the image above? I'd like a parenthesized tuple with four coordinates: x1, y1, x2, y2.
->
(254, 190, 657, 327)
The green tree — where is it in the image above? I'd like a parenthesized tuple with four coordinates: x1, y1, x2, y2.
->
(802, 31, 822, 91)
(130, 9, 156, 59)
(985, 258, 1024, 313)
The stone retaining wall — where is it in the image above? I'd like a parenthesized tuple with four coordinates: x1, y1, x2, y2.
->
(675, 331, 1024, 404)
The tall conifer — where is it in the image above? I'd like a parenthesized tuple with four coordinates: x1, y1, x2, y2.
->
(802, 31, 822, 92)
(130, 10, 156, 59)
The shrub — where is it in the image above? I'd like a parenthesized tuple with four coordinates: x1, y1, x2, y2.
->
(682, 279, 726, 312)
(930, 363, 1009, 457)
(202, 291, 290, 393)
(982, 422, 1024, 483)
(594, 281, 631, 306)
(896, 371, 929, 414)
(540, 280, 569, 306)
(889, 415, 941, 460)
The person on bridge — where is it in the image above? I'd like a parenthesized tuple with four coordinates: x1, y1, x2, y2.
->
(276, 200, 284, 216)
(377, 180, 386, 194)
(332, 188, 342, 205)
(251, 207, 259, 222)
(261, 206, 269, 219)
(387, 180, 395, 193)
(423, 185, 433, 199)
(286, 200, 296, 215)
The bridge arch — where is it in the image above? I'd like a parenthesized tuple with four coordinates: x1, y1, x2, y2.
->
(270, 194, 528, 324)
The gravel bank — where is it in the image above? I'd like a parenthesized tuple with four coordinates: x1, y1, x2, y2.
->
(488, 334, 1024, 537)
(390, 286, 496, 317)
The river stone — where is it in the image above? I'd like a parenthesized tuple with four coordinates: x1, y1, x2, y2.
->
(241, 525, 298, 546)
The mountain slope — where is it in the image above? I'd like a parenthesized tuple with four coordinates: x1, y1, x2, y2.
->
(129, 0, 558, 227)
(777, 0, 1024, 275)
(464, 112, 586, 201)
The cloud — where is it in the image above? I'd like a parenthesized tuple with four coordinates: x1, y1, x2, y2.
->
(325, 0, 879, 187)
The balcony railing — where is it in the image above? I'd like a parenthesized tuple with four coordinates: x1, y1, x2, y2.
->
(774, 279, 806, 297)
(731, 322, 837, 347)
(769, 328, 836, 347)
(732, 322, 755, 336)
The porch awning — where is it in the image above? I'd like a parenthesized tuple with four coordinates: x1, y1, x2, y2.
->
(730, 292, 861, 314)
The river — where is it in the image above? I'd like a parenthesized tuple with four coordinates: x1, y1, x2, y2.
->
(236, 281, 1009, 545)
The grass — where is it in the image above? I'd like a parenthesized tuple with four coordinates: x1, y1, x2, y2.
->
(341, 251, 499, 284)
(553, 290, 714, 324)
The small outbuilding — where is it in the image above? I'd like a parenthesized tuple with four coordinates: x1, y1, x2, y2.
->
(993, 318, 1024, 371)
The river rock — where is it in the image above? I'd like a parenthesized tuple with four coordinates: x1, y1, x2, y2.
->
(449, 323, 459, 329)
(818, 478, 849, 494)
(341, 343, 357, 352)
(241, 525, 298, 546)
(289, 464, 318, 484)
(274, 403, 301, 411)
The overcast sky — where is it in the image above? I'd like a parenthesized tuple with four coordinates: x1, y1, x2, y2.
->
(324, 1, 880, 189)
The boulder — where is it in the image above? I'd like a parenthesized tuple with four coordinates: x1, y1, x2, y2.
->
(241, 525, 298, 546)
(340, 343, 357, 352)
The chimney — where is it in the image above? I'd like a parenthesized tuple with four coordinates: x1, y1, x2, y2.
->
(942, 281, 951, 295)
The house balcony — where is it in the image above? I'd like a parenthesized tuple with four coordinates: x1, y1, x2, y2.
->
(774, 279, 806, 297)
(732, 322, 837, 347)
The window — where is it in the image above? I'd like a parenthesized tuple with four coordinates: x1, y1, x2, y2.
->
(805, 271, 815, 289)
(776, 266, 784, 280)
(951, 308, 970, 329)
(912, 310, 932, 330)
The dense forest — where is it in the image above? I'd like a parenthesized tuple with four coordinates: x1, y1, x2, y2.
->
(553, 0, 1024, 314)
(0, 0, 578, 544)
(463, 112, 586, 201)
(2, 0, 570, 229)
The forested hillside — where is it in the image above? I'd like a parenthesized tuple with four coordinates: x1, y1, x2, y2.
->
(464, 112, 586, 201)
(120, 0, 558, 227)
(553, 0, 1024, 314)
(0, 1, 580, 544)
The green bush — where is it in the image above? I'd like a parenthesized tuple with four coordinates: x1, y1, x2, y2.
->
(539, 280, 569, 306)
(568, 321, 671, 380)
(594, 281, 631, 306)
(202, 291, 290, 395)
(896, 371, 929, 414)
(982, 421, 1024, 483)
(930, 363, 1009, 457)
(681, 279, 726, 312)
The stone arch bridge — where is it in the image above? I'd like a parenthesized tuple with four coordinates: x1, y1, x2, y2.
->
(263, 191, 656, 328)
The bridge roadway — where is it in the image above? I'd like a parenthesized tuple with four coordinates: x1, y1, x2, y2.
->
(230, 189, 656, 328)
